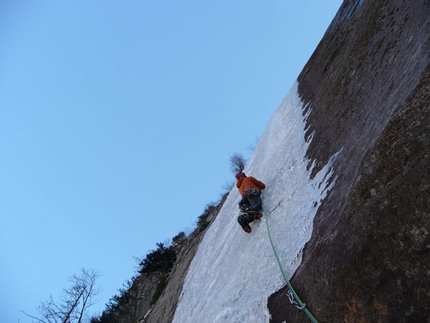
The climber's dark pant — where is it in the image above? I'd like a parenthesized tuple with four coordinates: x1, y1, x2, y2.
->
(238, 188, 262, 212)
(246, 194, 262, 212)
(237, 213, 255, 229)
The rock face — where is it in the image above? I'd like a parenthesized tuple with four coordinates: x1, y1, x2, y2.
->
(268, 0, 430, 322)
(108, 1, 429, 322)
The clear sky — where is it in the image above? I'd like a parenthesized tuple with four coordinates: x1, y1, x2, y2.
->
(0, 1, 342, 322)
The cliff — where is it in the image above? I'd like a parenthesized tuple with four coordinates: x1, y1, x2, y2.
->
(269, 0, 430, 322)
(103, 0, 430, 322)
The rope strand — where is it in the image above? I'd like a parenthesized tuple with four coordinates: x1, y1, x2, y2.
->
(263, 205, 318, 323)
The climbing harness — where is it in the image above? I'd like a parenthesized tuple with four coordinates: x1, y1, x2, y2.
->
(263, 203, 319, 323)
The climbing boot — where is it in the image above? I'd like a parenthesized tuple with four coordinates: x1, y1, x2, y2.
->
(243, 225, 252, 233)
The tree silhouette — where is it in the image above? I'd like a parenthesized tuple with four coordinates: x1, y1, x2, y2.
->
(139, 243, 176, 274)
(23, 268, 100, 323)
(229, 153, 246, 174)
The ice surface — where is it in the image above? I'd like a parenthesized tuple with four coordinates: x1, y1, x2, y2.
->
(172, 82, 338, 323)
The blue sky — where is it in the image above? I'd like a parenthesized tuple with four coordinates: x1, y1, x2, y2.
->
(0, 1, 342, 321)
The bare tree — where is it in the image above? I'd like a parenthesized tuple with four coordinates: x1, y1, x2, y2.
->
(229, 153, 246, 174)
(23, 268, 100, 323)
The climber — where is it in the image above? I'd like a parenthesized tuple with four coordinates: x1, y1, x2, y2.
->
(235, 172, 266, 233)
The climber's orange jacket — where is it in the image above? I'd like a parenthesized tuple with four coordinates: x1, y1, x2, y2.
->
(236, 176, 266, 196)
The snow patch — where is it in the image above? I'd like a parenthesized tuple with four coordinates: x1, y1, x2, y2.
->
(173, 82, 339, 323)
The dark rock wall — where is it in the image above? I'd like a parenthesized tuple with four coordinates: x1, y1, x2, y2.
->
(269, 0, 430, 322)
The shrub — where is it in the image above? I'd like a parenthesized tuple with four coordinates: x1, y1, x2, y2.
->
(197, 214, 210, 232)
(139, 243, 177, 274)
(229, 153, 246, 174)
(172, 231, 186, 245)
(197, 203, 217, 232)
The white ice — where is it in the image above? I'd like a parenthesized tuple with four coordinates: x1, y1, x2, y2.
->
(172, 82, 338, 323)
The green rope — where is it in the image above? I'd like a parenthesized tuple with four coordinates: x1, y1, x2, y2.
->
(263, 205, 318, 323)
